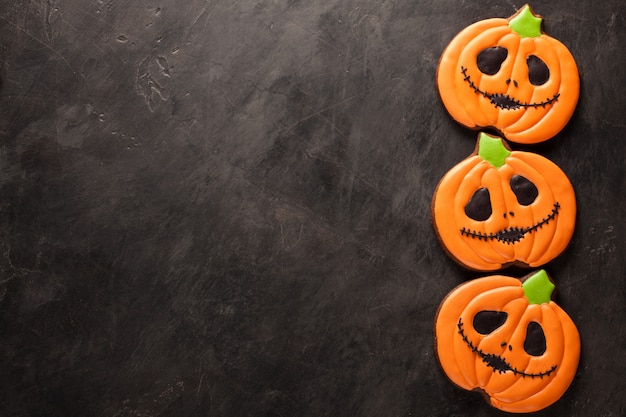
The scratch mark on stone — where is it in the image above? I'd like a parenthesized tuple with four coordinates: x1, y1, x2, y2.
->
(285, 76, 406, 133)
(156, 56, 171, 77)
(136, 55, 170, 112)
(43, 0, 61, 41)
(0, 15, 77, 74)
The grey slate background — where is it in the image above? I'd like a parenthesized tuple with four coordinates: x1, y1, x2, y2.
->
(0, 1, 624, 416)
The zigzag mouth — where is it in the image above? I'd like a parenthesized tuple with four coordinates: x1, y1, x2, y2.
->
(460, 203, 560, 244)
(491, 94, 523, 109)
(460, 66, 560, 110)
(457, 318, 557, 378)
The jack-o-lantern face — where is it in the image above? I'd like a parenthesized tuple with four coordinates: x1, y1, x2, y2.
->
(434, 270, 580, 413)
(437, 4, 579, 144)
(432, 132, 576, 271)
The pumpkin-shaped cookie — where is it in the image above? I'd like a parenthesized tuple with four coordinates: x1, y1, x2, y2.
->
(432, 132, 576, 271)
(434, 270, 580, 413)
(437, 4, 579, 144)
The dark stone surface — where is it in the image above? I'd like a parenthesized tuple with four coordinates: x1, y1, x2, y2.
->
(0, 1, 624, 416)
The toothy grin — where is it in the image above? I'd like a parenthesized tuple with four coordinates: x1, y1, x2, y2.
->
(460, 203, 560, 244)
(457, 318, 556, 378)
(460, 66, 560, 110)
(490, 94, 524, 109)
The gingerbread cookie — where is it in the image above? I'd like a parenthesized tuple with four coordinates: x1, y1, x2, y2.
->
(437, 4, 579, 144)
(434, 270, 580, 413)
(431, 132, 576, 271)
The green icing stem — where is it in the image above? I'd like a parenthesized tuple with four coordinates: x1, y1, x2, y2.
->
(477, 132, 511, 168)
(522, 270, 555, 305)
(509, 4, 542, 38)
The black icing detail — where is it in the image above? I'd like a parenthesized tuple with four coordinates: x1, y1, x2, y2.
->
(460, 202, 560, 244)
(477, 47, 508, 75)
(457, 318, 557, 378)
(473, 310, 508, 335)
(465, 188, 492, 221)
(524, 321, 547, 356)
(510, 175, 539, 206)
(527, 55, 550, 86)
(460, 66, 559, 110)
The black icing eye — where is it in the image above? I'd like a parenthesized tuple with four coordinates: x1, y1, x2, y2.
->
(473, 310, 508, 335)
(510, 175, 538, 206)
(465, 188, 492, 221)
(527, 55, 550, 85)
(524, 321, 547, 356)
(477, 46, 508, 75)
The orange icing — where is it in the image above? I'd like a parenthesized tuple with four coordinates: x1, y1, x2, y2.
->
(432, 132, 576, 271)
(434, 271, 580, 413)
(436, 5, 579, 144)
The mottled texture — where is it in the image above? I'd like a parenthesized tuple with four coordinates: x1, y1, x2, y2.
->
(0, 1, 624, 416)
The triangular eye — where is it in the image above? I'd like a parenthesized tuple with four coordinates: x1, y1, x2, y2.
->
(527, 55, 550, 85)
(510, 175, 538, 206)
(524, 321, 547, 356)
(477, 47, 508, 75)
(465, 187, 492, 221)
(473, 310, 508, 335)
